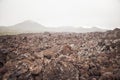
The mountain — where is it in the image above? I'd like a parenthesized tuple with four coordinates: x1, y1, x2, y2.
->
(0, 20, 107, 35)
(10, 20, 46, 32)
(76, 27, 106, 33)
(48, 26, 106, 33)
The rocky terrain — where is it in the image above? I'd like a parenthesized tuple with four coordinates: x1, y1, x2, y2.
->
(0, 28, 120, 80)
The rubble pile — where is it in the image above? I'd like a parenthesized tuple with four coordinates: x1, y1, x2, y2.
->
(0, 29, 120, 80)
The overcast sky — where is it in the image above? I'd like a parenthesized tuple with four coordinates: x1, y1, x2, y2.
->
(0, 0, 120, 29)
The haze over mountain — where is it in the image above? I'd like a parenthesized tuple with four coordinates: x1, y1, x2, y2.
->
(0, 20, 107, 35)
(11, 20, 47, 32)
(0, 0, 120, 29)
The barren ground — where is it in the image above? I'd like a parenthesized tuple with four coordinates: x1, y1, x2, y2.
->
(0, 29, 120, 80)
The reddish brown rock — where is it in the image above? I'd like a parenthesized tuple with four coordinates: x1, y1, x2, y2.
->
(0, 29, 120, 80)
(43, 59, 79, 80)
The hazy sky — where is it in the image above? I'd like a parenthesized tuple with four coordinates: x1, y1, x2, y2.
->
(0, 0, 120, 29)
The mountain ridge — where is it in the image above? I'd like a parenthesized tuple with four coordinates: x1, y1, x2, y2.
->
(0, 20, 107, 35)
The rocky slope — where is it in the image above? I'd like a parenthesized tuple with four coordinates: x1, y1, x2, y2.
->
(0, 28, 120, 80)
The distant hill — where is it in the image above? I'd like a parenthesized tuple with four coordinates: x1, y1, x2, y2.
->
(47, 26, 106, 33)
(10, 20, 47, 33)
(0, 20, 107, 35)
(76, 27, 106, 33)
